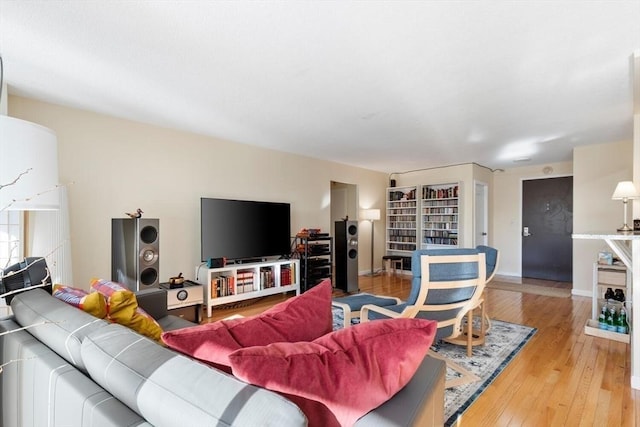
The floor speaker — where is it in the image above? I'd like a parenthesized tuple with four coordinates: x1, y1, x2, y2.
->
(334, 220, 359, 293)
(111, 218, 160, 291)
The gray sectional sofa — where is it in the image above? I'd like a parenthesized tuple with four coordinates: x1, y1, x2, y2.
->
(0, 288, 445, 426)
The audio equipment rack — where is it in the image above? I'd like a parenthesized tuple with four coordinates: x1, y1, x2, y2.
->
(296, 235, 333, 292)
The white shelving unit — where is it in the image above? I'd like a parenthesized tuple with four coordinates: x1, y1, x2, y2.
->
(584, 263, 631, 343)
(195, 259, 300, 318)
(386, 185, 418, 254)
(421, 183, 460, 249)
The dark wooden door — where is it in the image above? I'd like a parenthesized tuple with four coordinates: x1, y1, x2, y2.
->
(522, 177, 573, 281)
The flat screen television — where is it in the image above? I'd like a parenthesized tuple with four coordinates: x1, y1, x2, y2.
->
(200, 198, 292, 263)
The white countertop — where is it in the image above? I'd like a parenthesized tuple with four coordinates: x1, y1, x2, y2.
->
(573, 231, 640, 240)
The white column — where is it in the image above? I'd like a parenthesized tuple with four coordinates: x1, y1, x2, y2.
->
(631, 51, 640, 389)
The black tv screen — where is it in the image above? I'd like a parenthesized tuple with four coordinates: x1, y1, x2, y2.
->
(200, 198, 291, 262)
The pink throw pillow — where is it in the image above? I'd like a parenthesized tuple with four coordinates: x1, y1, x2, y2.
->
(229, 318, 437, 427)
(161, 279, 333, 370)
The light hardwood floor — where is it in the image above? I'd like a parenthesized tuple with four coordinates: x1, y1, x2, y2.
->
(201, 273, 639, 426)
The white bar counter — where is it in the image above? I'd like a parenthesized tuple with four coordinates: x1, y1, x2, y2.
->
(572, 231, 640, 389)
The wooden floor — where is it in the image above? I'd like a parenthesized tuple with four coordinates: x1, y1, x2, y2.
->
(201, 273, 639, 426)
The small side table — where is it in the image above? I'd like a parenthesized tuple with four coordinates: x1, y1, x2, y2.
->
(160, 280, 204, 324)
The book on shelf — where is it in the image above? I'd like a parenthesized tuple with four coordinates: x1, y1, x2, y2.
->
(281, 265, 292, 286)
(210, 276, 235, 298)
(236, 272, 256, 294)
(260, 267, 275, 289)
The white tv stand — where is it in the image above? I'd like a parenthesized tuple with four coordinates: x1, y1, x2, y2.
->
(195, 259, 300, 318)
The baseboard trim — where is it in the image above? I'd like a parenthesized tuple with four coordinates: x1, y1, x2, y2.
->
(571, 289, 591, 297)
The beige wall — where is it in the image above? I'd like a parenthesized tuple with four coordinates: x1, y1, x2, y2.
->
(9, 96, 387, 288)
(9, 95, 632, 292)
(573, 140, 633, 295)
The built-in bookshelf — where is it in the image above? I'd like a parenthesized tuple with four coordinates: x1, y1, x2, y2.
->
(421, 183, 459, 248)
(195, 259, 300, 318)
(386, 186, 418, 253)
(385, 183, 461, 260)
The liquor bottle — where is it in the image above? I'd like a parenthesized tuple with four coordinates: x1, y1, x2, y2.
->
(599, 304, 608, 329)
(617, 308, 629, 334)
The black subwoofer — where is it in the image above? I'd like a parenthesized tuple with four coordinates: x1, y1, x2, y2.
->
(334, 220, 359, 293)
(112, 218, 160, 291)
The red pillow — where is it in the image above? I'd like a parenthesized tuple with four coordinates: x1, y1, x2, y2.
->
(228, 318, 437, 427)
(161, 279, 333, 370)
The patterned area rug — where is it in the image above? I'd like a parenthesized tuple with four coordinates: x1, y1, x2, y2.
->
(332, 309, 537, 426)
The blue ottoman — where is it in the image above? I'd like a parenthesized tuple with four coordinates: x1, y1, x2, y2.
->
(332, 293, 402, 327)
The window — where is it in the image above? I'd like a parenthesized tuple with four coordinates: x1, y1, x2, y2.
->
(0, 210, 23, 270)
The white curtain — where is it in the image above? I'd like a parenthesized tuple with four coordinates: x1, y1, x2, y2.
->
(30, 186, 72, 284)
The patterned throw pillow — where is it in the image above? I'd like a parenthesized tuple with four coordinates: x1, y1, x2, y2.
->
(52, 284, 108, 318)
(91, 278, 163, 341)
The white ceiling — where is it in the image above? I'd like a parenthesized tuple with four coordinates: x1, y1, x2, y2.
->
(1, 1, 639, 173)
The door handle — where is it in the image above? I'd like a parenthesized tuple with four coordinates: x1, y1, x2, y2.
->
(481, 232, 487, 236)
(523, 226, 532, 237)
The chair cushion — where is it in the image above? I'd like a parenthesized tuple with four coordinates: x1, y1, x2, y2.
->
(476, 245, 498, 278)
(409, 248, 481, 304)
(332, 293, 398, 311)
(365, 303, 410, 319)
(229, 318, 437, 427)
(162, 279, 333, 371)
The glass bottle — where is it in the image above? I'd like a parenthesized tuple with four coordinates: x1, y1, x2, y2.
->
(599, 303, 608, 329)
(606, 306, 617, 332)
(617, 307, 628, 334)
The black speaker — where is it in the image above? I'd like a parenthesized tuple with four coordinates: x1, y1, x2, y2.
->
(111, 218, 159, 291)
(334, 220, 359, 293)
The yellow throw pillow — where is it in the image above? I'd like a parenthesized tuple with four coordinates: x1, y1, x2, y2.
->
(91, 278, 162, 341)
(52, 284, 108, 318)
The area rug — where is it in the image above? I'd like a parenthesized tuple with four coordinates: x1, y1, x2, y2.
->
(487, 279, 571, 298)
(332, 309, 537, 426)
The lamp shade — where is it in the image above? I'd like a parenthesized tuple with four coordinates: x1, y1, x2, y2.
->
(0, 116, 59, 210)
(360, 208, 381, 221)
(611, 181, 639, 200)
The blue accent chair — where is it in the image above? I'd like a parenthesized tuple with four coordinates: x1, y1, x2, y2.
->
(361, 247, 498, 388)
(332, 246, 498, 329)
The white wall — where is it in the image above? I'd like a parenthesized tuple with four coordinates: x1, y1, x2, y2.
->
(10, 96, 387, 288)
